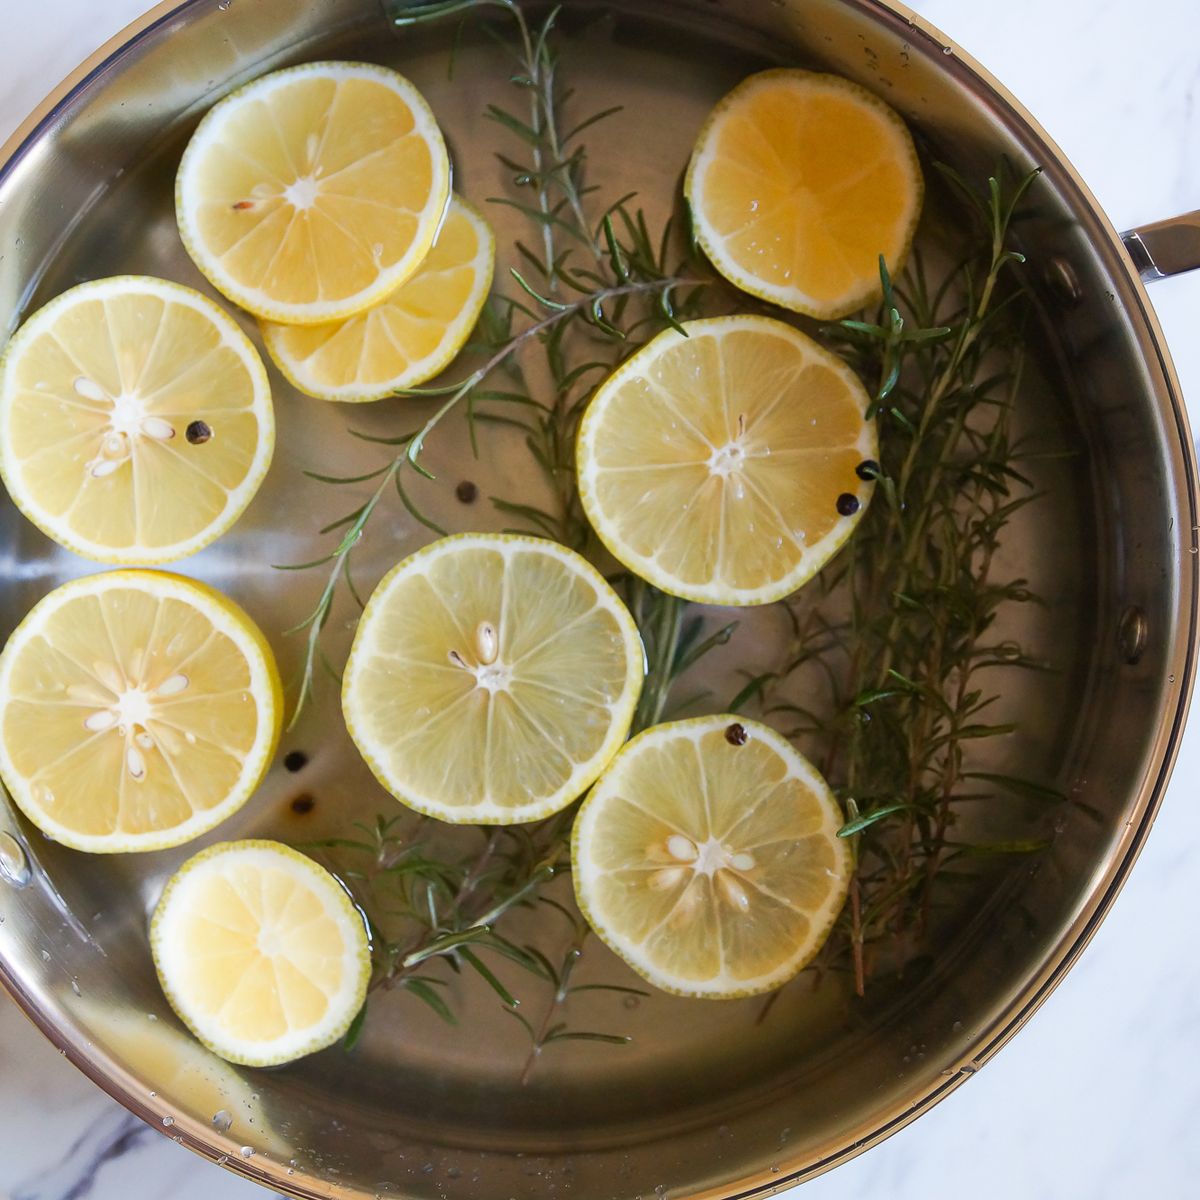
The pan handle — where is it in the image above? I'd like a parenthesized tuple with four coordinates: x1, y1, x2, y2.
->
(1122, 211, 1200, 281)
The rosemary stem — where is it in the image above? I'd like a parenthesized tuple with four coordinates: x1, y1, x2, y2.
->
(519, 926, 587, 1085)
(288, 275, 695, 721)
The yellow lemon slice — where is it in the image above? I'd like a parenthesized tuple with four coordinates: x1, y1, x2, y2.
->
(176, 61, 451, 324)
(261, 196, 495, 401)
(576, 315, 876, 606)
(685, 69, 923, 318)
(342, 533, 644, 825)
(0, 570, 281, 853)
(0, 276, 273, 565)
(573, 715, 851, 998)
(151, 841, 371, 1067)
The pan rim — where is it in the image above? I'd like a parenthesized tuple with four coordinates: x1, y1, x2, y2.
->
(0, 0, 1195, 1195)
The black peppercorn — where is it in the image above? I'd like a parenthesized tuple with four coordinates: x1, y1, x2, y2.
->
(283, 750, 308, 773)
(836, 493, 861, 517)
(724, 722, 748, 746)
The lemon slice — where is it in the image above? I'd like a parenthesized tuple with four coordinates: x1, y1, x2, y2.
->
(176, 61, 451, 325)
(0, 570, 281, 853)
(573, 715, 851, 998)
(577, 315, 876, 606)
(342, 533, 644, 825)
(685, 69, 923, 318)
(0, 276, 274, 565)
(151, 840, 371, 1067)
(261, 196, 495, 402)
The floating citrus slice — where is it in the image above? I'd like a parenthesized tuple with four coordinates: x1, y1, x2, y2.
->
(685, 69, 923, 318)
(176, 61, 451, 324)
(0, 276, 273, 565)
(151, 840, 371, 1067)
(262, 196, 495, 401)
(576, 315, 876, 606)
(573, 715, 851, 998)
(342, 533, 644, 825)
(0, 570, 281, 853)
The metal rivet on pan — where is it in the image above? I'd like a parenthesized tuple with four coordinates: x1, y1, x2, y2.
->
(0, 831, 31, 888)
(1117, 605, 1148, 665)
(1046, 257, 1082, 306)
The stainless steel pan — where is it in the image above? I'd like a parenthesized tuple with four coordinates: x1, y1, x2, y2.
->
(0, 1, 1196, 1197)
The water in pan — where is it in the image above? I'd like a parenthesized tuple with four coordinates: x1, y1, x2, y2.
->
(0, 0, 1091, 1191)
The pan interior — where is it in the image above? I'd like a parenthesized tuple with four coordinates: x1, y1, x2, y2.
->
(0, 1, 1186, 1197)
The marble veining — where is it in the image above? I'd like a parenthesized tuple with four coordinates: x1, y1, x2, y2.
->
(2, 1, 1199, 1198)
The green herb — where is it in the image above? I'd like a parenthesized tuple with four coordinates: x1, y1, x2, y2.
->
(290, 0, 724, 1068)
(283, 0, 706, 726)
(745, 164, 1058, 997)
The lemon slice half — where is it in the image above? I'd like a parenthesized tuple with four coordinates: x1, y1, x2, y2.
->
(0, 570, 281, 853)
(151, 840, 371, 1067)
(176, 61, 451, 324)
(573, 715, 851, 998)
(685, 69, 923, 318)
(577, 315, 876, 606)
(0, 276, 274, 565)
(262, 196, 495, 401)
(342, 533, 645, 825)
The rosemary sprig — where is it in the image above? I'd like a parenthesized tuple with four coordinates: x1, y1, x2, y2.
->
(284, 0, 704, 723)
(749, 165, 1056, 997)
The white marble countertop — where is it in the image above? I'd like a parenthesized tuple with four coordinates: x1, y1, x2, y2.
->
(2, 1, 1198, 1198)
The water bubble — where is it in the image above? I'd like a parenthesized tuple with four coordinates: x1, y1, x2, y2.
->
(240, 1146, 255, 1158)
(213, 1109, 233, 1133)
(163, 1116, 174, 1127)
(70, 978, 82, 997)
